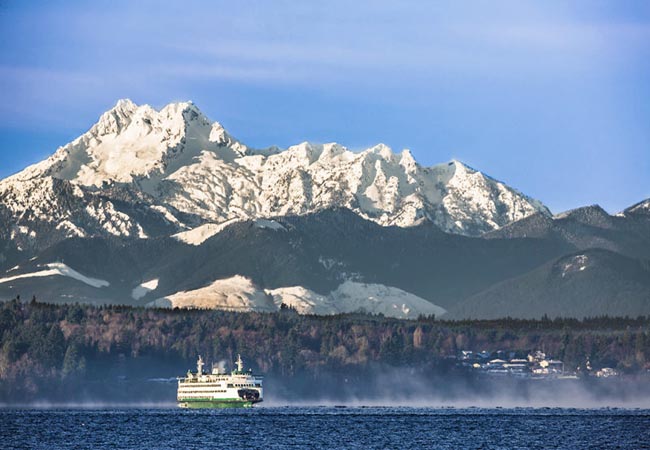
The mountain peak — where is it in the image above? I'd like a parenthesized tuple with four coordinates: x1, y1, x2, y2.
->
(399, 149, 417, 172)
(1, 99, 550, 237)
(160, 100, 203, 117)
(623, 199, 650, 217)
(113, 98, 137, 112)
(368, 143, 393, 159)
(93, 98, 139, 136)
(555, 204, 608, 220)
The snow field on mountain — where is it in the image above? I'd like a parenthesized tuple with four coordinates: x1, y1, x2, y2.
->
(172, 220, 239, 245)
(0, 263, 109, 288)
(266, 286, 337, 315)
(331, 281, 447, 318)
(147, 275, 276, 312)
(148, 276, 446, 319)
(131, 279, 160, 300)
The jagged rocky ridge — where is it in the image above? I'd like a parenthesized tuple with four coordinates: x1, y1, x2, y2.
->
(1, 99, 548, 250)
(0, 100, 648, 319)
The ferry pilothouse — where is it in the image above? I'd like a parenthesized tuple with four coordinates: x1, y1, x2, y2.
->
(177, 355, 263, 408)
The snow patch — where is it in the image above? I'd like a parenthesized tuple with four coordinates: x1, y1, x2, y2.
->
(0, 263, 109, 288)
(254, 219, 286, 231)
(330, 281, 446, 319)
(623, 199, 650, 216)
(131, 278, 159, 300)
(268, 281, 447, 319)
(266, 286, 338, 315)
(151, 276, 445, 319)
(55, 220, 87, 238)
(318, 256, 345, 271)
(561, 255, 590, 278)
(147, 276, 275, 311)
(172, 219, 240, 245)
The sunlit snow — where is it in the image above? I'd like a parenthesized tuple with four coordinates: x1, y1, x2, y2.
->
(0, 100, 549, 239)
(148, 276, 446, 319)
(147, 276, 276, 312)
(561, 255, 590, 278)
(172, 219, 240, 245)
(131, 278, 160, 300)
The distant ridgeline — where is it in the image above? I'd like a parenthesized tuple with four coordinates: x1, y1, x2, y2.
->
(0, 299, 649, 403)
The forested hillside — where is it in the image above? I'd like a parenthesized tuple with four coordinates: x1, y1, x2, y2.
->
(1, 298, 649, 403)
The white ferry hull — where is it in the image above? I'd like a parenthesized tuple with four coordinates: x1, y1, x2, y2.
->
(177, 355, 263, 409)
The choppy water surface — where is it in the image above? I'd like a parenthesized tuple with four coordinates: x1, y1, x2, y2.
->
(1, 407, 649, 449)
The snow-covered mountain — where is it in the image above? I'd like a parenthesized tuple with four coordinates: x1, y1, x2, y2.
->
(4, 99, 647, 319)
(1, 99, 549, 251)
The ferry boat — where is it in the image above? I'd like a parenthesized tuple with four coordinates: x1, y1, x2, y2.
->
(177, 355, 263, 408)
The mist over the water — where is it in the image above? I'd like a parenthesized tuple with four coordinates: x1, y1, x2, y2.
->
(7, 369, 649, 410)
(264, 369, 650, 409)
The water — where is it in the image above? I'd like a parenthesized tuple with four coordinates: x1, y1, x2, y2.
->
(1, 407, 649, 449)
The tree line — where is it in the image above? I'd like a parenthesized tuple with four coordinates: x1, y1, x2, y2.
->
(0, 298, 648, 400)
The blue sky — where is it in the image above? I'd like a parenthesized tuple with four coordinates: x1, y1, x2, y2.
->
(0, 0, 648, 213)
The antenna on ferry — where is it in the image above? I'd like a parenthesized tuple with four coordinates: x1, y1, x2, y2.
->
(197, 355, 204, 375)
(236, 354, 243, 372)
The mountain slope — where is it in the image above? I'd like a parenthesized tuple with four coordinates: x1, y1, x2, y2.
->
(448, 249, 650, 319)
(0, 209, 572, 315)
(623, 198, 650, 217)
(0, 177, 187, 260)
